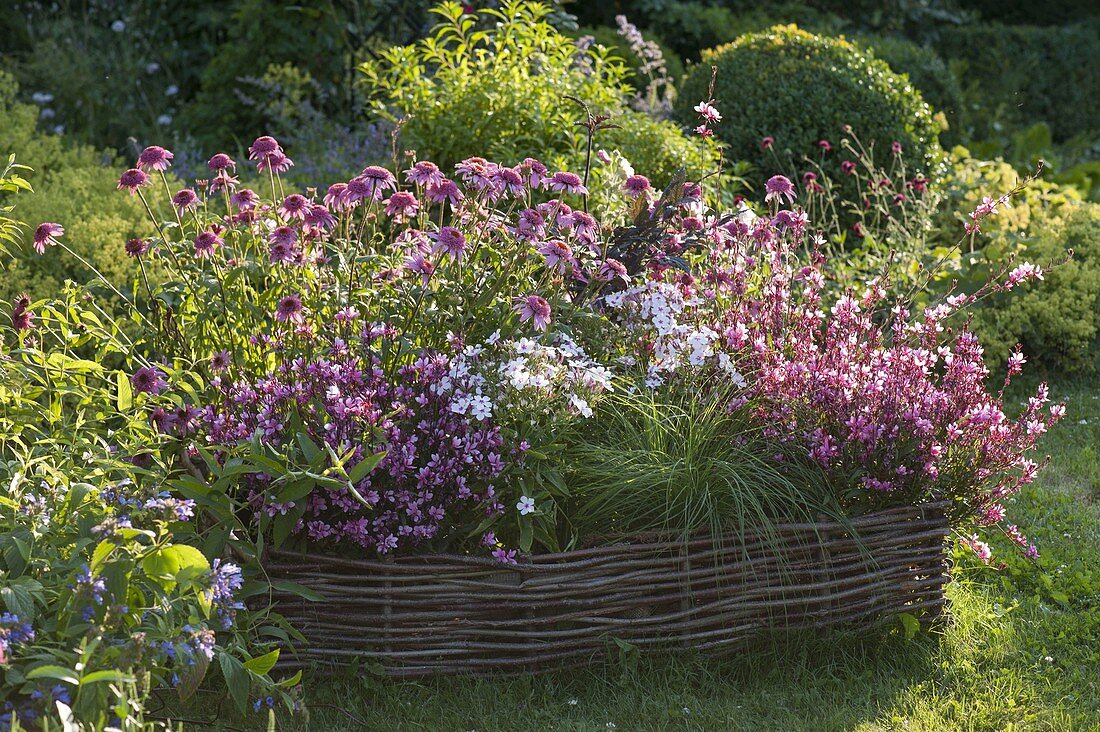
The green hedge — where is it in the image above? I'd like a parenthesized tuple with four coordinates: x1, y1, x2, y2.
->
(677, 25, 943, 181)
(934, 21, 1100, 144)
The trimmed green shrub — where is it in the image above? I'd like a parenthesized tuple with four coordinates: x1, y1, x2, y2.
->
(362, 1, 718, 183)
(676, 25, 943, 182)
(971, 204, 1100, 373)
(855, 33, 963, 145)
(0, 74, 149, 305)
(934, 21, 1100, 144)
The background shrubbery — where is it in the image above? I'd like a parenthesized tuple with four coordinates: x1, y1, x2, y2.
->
(676, 26, 944, 184)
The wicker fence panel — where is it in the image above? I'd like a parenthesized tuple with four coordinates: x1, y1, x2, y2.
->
(265, 502, 951, 677)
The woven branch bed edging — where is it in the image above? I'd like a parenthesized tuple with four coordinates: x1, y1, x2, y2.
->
(265, 502, 951, 677)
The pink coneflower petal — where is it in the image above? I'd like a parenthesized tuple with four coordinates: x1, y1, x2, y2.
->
(512, 295, 552, 331)
(207, 153, 236, 172)
(32, 222, 64, 255)
(274, 294, 304, 324)
(172, 188, 199, 212)
(117, 168, 149, 195)
(137, 145, 173, 172)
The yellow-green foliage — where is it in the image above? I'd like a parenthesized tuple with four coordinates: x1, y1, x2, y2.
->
(0, 74, 150, 305)
(971, 203, 1100, 373)
(361, 1, 718, 182)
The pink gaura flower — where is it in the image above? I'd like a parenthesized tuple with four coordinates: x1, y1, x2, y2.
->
(117, 168, 149, 195)
(693, 101, 721, 123)
(32, 222, 64, 255)
(513, 295, 551, 331)
(137, 145, 173, 172)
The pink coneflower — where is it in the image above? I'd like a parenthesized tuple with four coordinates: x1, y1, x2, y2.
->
(598, 258, 628, 283)
(117, 168, 149, 195)
(694, 124, 713, 138)
(248, 136, 281, 161)
(193, 230, 223, 258)
(360, 166, 397, 200)
(493, 167, 526, 197)
(171, 188, 199, 212)
(384, 191, 420, 221)
(893, 193, 908, 206)
(425, 179, 463, 207)
(623, 175, 651, 198)
(545, 171, 588, 196)
(891, 141, 903, 155)
(268, 226, 297, 249)
(324, 183, 349, 211)
(137, 145, 173, 172)
(404, 254, 435, 285)
(568, 210, 598, 244)
(536, 239, 573, 271)
(693, 101, 721, 123)
(210, 350, 232, 371)
(840, 160, 857, 175)
(207, 153, 236, 172)
(230, 188, 259, 210)
(519, 158, 548, 188)
(279, 193, 310, 220)
(432, 226, 466, 262)
(131, 366, 165, 395)
(818, 140, 832, 152)
(258, 151, 294, 174)
(764, 175, 796, 205)
(455, 157, 493, 189)
(404, 161, 445, 188)
(760, 136, 774, 150)
(10, 294, 34, 332)
(303, 204, 335, 234)
(32, 222, 64, 255)
(125, 238, 149, 257)
(274, 294, 304, 324)
(513, 295, 551, 331)
(210, 171, 239, 193)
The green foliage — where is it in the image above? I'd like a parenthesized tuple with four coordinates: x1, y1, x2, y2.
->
(970, 204, 1100, 373)
(572, 25, 685, 88)
(855, 33, 963, 145)
(361, 1, 718, 182)
(677, 25, 943, 185)
(0, 289, 292, 729)
(934, 20, 1100, 144)
(0, 73, 150, 307)
(627, 2, 845, 63)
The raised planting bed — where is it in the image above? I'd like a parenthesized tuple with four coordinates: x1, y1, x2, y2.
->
(266, 502, 951, 677)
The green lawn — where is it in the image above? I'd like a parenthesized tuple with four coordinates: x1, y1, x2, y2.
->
(176, 378, 1100, 731)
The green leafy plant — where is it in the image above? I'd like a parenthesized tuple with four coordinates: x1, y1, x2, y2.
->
(360, 1, 718, 185)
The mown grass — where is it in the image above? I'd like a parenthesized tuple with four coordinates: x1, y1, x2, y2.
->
(174, 377, 1100, 731)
